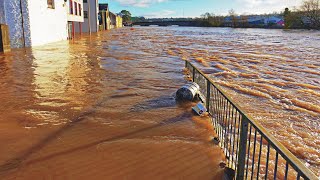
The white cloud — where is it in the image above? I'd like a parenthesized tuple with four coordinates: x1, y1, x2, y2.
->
(236, 0, 303, 14)
(114, 0, 168, 7)
(143, 10, 176, 18)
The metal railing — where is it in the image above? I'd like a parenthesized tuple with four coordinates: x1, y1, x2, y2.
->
(185, 61, 318, 180)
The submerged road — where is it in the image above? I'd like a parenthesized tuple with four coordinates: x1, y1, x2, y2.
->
(0, 28, 224, 179)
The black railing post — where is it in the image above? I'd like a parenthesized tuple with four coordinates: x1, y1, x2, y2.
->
(206, 79, 210, 111)
(236, 115, 249, 180)
(192, 67, 195, 82)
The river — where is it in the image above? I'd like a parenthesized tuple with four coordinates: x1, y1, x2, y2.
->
(153, 26, 320, 176)
(0, 26, 319, 178)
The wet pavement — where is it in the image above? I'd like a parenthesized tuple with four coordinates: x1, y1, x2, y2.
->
(0, 29, 224, 179)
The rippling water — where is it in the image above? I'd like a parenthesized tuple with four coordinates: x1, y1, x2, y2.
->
(149, 27, 320, 176)
(0, 27, 319, 178)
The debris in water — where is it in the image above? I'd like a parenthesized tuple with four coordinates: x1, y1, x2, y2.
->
(192, 102, 207, 116)
(176, 82, 200, 101)
(212, 137, 220, 145)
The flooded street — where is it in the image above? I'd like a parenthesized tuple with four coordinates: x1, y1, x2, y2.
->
(0, 26, 319, 178)
(0, 28, 224, 179)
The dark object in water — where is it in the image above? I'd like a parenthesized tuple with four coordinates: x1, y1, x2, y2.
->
(223, 167, 235, 180)
(212, 137, 220, 145)
(176, 82, 200, 101)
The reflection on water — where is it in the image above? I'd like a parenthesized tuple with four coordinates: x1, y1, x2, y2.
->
(0, 26, 319, 178)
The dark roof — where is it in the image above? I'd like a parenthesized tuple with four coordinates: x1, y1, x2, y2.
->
(99, 3, 109, 11)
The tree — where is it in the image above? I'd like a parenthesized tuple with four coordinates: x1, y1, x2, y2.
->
(120, 10, 132, 23)
(240, 14, 249, 27)
(229, 9, 238, 27)
(199, 12, 224, 27)
(284, 7, 292, 28)
(300, 0, 320, 29)
(284, 7, 303, 29)
(131, 16, 146, 22)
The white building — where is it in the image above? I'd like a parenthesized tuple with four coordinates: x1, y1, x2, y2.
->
(0, 0, 83, 48)
(67, 0, 84, 38)
(77, 0, 99, 33)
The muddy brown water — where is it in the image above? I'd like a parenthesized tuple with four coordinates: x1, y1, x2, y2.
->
(0, 26, 319, 178)
(0, 29, 225, 179)
(157, 27, 320, 177)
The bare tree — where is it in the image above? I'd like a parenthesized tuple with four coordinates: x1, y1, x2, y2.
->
(200, 12, 224, 27)
(240, 14, 249, 27)
(229, 9, 238, 27)
(300, 0, 320, 28)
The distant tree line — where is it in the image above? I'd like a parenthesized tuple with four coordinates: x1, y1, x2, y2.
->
(196, 11, 282, 29)
(127, 0, 319, 29)
(131, 16, 146, 22)
(198, 0, 319, 29)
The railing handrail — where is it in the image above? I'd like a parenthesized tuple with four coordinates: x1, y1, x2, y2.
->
(185, 61, 318, 180)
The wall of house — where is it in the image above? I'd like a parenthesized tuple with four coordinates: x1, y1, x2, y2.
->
(0, 1, 5, 24)
(109, 12, 116, 29)
(67, 0, 84, 22)
(1, 0, 31, 48)
(0, 0, 71, 48)
(116, 16, 122, 28)
(77, 0, 98, 33)
(27, 0, 68, 46)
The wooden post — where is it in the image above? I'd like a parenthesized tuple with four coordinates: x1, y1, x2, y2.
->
(0, 24, 11, 53)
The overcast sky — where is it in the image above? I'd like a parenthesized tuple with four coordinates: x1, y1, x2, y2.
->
(98, 0, 303, 18)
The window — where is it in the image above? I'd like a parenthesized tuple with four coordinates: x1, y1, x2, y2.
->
(47, 0, 55, 9)
(83, 0, 87, 3)
(79, 4, 81, 16)
(69, 0, 73, 14)
(74, 2, 78, 15)
(84, 11, 88, 18)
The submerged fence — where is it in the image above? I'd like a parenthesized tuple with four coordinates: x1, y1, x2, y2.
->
(185, 61, 318, 180)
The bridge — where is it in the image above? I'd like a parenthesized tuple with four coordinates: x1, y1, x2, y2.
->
(133, 20, 201, 27)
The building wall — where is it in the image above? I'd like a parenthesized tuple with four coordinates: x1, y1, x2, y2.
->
(1, 0, 31, 48)
(0, 1, 5, 24)
(27, 0, 68, 46)
(109, 12, 116, 29)
(67, 0, 84, 22)
(0, 0, 73, 48)
(116, 16, 122, 28)
(77, 0, 98, 33)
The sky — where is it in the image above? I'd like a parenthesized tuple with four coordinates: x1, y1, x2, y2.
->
(98, 0, 303, 18)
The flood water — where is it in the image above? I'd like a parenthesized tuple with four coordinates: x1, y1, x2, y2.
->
(0, 26, 319, 178)
(154, 27, 320, 176)
(0, 28, 225, 179)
